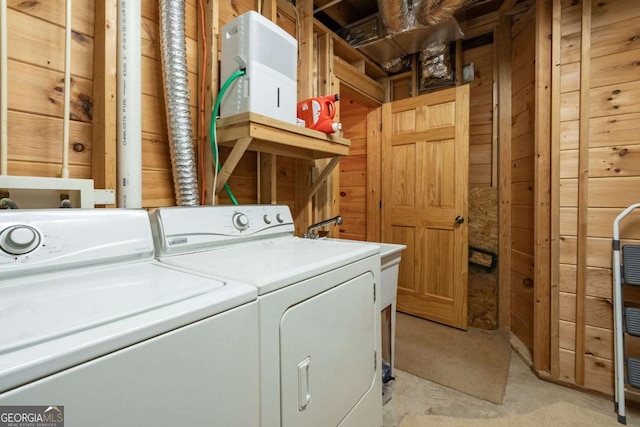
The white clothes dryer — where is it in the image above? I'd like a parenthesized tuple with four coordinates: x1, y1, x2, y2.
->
(151, 205, 383, 427)
(0, 209, 259, 427)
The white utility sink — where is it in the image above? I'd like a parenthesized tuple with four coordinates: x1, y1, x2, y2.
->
(377, 242, 406, 311)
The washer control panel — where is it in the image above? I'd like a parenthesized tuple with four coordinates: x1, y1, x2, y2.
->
(0, 210, 155, 278)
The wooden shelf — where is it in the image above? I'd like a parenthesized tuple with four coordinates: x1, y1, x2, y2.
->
(214, 112, 350, 196)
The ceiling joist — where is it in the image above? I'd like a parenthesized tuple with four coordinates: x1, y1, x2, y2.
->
(312, 0, 360, 27)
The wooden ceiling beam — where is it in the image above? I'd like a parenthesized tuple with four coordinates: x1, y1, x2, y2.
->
(499, 0, 518, 13)
(313, 0, 359, 27)
(499, 0, 535, 15)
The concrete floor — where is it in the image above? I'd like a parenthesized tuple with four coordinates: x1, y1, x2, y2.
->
(383, 350, 640, 426)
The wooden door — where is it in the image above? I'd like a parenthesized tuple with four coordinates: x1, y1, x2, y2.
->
(381, 85, 470, 330)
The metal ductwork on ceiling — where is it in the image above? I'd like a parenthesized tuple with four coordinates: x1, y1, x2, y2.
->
(334, 0, 467, 65)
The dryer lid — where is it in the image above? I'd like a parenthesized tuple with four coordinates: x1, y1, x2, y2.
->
(160, 237, 380, 295)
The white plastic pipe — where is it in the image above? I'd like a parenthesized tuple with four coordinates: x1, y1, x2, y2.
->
(1, 0, 8, 175)
(61, 0, 72, 179)
(116, 0, 142, 208)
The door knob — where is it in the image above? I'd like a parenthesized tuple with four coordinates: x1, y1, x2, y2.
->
(455, 216, 465, 224)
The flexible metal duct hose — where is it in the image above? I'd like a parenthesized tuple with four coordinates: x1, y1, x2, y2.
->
(159, 0, 199, 206)
(412, 0, 434, 26)
(377, 0, 413, 34)
(414, 0, 466, 26)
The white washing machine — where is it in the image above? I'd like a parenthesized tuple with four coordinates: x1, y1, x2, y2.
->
(151, 205, 383, 427)
(0, 209, 259, 427)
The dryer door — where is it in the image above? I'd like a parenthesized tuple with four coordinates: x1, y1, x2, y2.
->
(280, 271, 376, 427)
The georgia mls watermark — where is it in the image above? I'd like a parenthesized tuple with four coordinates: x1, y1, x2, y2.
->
(0, 406, 64, 427)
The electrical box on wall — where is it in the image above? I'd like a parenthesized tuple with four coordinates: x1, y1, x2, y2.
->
(0, 176, 97, 209)
(220, 11, 298, 124)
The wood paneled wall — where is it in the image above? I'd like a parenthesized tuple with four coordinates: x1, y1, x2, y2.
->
(3, 0, 196, 207)
(339, 95, 369, 241)
(462, 29, 499, 330)
(3, 0, 298, 209)
(5, 0, 95, 181)
(554, 0, 640, 395)
(464, 42, 495, 188)
(510, 8, 536, 352)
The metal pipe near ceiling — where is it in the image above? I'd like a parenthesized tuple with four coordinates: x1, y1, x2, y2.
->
(314, 0, 344, 14)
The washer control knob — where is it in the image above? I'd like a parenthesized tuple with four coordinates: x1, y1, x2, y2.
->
(263, 214, 272, 224)
(276, 213, 284, 224)
(232, 212, 250, 231)
(0, 225, 41, 255)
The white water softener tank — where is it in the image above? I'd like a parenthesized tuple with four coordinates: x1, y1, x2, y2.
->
(220, 11, 298, 124)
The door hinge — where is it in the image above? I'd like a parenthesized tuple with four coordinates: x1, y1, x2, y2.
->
(374, 351, 377, 372)
(373, 282, 376, 302)
(379, 200, 382, 209)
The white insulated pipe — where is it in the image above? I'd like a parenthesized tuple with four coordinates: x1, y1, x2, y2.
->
(61, 0, 72, 179)
(0, 0, 8, 175)
(117, 0, 142, 208)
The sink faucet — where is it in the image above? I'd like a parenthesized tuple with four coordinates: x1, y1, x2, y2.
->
(303, 215, 343, 239)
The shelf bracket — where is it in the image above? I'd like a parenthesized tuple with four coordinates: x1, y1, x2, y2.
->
(215, 136, 253, 194)
(309, 156, 342, 197)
